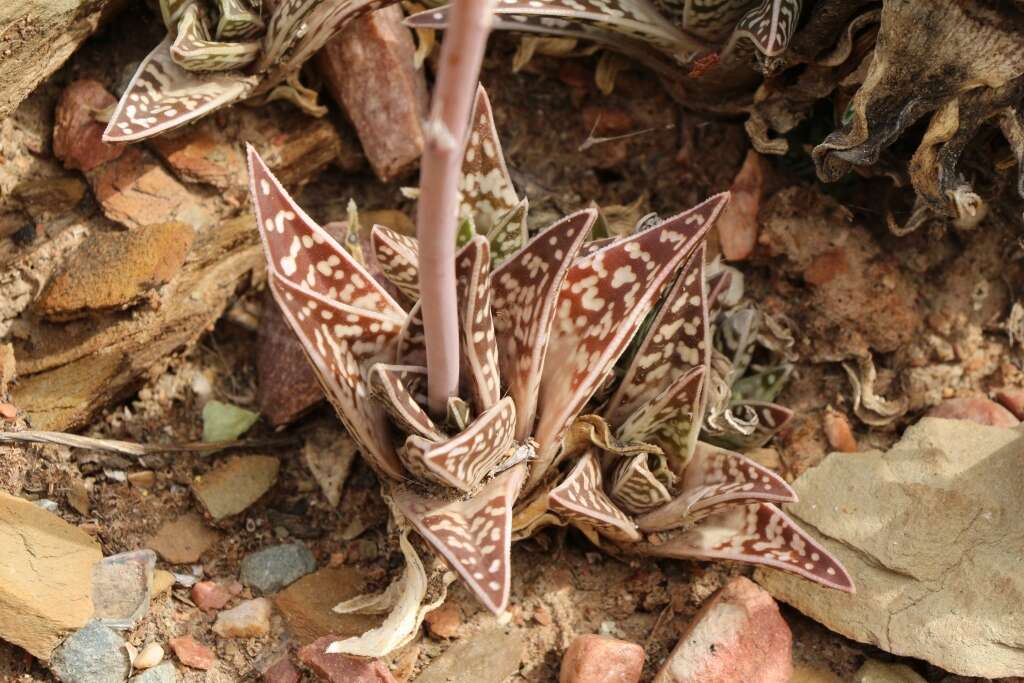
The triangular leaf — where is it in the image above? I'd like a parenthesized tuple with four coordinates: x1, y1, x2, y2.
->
(456, 237, 501, 412)
(170, 3, 260, 72)
(731, 0, 802, 57)
(641, 502, 855, 592)
(459, 86, 519, 232)
(394, 465, 526, 614)
(104, 37, 255, 142)
(549, 449, 641, 542)
(370, 224, 421, 302)
(369, 364, 442, 440)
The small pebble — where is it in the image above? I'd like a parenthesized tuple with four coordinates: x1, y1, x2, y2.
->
(927, 397, 1019, 428)
(823, 409, 858, 453)
(133, 642, 164, 670)
(34, 499, 59, 513)
(152, 570, 175, 596)
(192, 581, 233, 612)
(424, 601, 461, 639)
(169, 636, 216, 670)
(128, 471, 156, 489)
(0, 402, 16, 419)
(130, 661, 177, 683)
(240, 543, 316, 593)
(50, 621, 131, 683)
(213, 598, 272, 638)
(560, 634, 644, 683)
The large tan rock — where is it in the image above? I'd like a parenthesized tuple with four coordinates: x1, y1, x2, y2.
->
(0, 492, 102, 659)
(756, 418, 1024, 678)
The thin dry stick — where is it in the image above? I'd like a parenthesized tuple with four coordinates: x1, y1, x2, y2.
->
(416, 0, 495, 415)
(0, 430, 298, 457)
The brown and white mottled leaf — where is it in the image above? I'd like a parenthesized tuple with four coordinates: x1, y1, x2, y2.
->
(408, 0, 697, 58)
(369, 364, 442, 440)
(248, 146, 403, 479)
(401, 396, 517, 492)
(606, 245, 709, 427)
(267, 0, 394, 73)
(247, 145, 405, 322)
(258, 0, 320, 68)
(456, 236, 501, 412)
(267, 276, 404, 479)
(731, 0, 802, 57)
(160, 0, 192, 30)
(490, 209, 597, 441)
(608, 454, 673, 514)
(549, 449, 641, 542)
(615, 365, 706, 464)
(531, 194, 728, 486)
(641, 502, 855, 592)
(636, 441, 795, 531)
(396, 301, 427, 366)
(706, 400, 793, 450)
(103, 37, 255, 142)
(394, 465, 526, 614)
(460, 86, 519, 232)
(170, 3, 260, 72)
(487, 198, 530, 266)
(215, 0, 266, 39)
(370, 224, 421, 302)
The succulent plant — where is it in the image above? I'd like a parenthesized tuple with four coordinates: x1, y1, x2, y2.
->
(103, 0, 394, 142)
(246, 84, 852, 621)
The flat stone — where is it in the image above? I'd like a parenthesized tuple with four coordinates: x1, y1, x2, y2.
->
(49, 621, 131, 683)
(854, 660, 926, 683)
(303, 426, 358, 507)
(169, 636, 215, 671)
(298, 636, 396, 682)
(653, 577, 791, 683)
(0, 491, 101, 659)
(414, 628, 525, 683)
(146, 513, 222, 564)
(53, 80, 125, 172)
(560, 634, 644, 683)
(35, 222, 194, 321)
(240, 543, 316, 594)
(274, 566, 383, 645)
(755, 418, 1024, 678)
(193, 455, 280, 520)
(213, 598, 272, 639)
(257, 294, 323, 426)
(129, 662, 176, 683)
(926, 396, 1019, 427)
(148, 118, 247, 192)
(192, 581, 233, 612)
(316, 5, 427, 181)
(91, 549, 156, 630)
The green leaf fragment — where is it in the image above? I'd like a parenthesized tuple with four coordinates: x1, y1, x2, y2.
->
(202, 400, 260, 442)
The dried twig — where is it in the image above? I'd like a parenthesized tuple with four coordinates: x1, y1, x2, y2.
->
(416, 0, 494, 414)
(0, 430, 298, 457)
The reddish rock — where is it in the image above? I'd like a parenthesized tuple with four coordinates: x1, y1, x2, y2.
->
(192, 581, 233, 612)
(822, 409, 858, 453)
(169, 636, 216, 670)
(316, 5, 427, 181)
(86, 146, 213, 230)
(716, 149, 765, 261)
(264, 656, 301, 683)
(257, 290, 324, 426)
(424, 601, 461, 639)
(148, 119, 247, 192)
(653, 577, 792, 683)
(53, 80, 125, 172)
(927, 397, 1019, 428)
(994, 388, 1024, 420)
(299, 635, 396, 682)
(560, 634, 645, 683)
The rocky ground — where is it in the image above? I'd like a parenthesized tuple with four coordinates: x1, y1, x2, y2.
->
(1, 2, 1024, 683)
